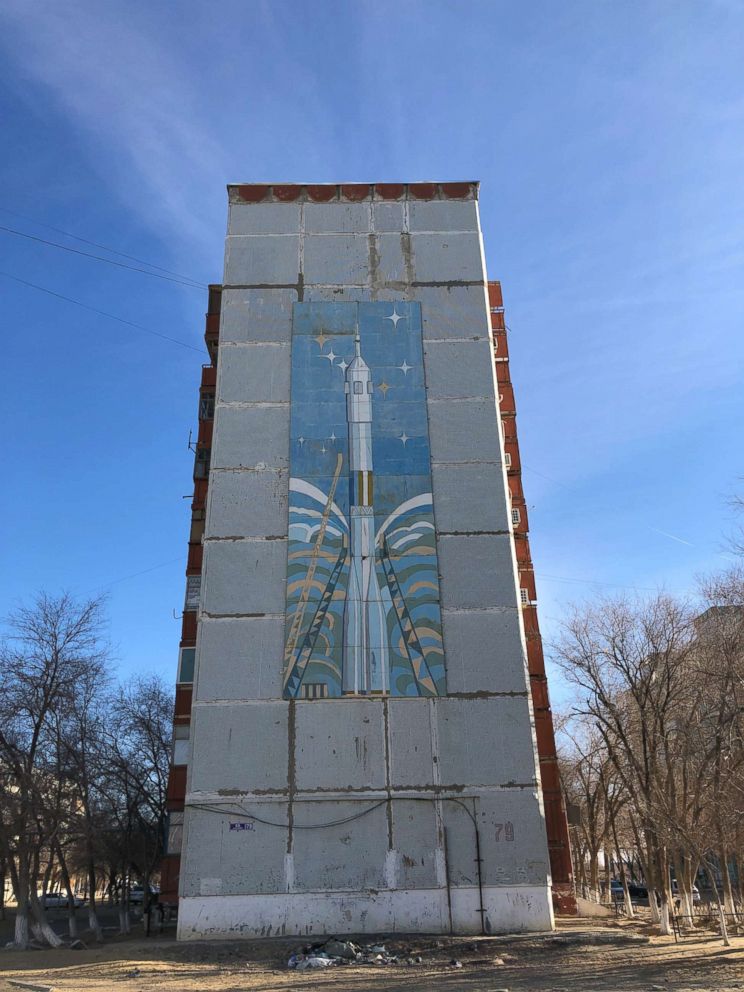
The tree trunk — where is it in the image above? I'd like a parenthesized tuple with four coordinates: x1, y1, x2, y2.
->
(14, 893, 30, 949)
(589, 850, 601, 903)
(55, 843, 78, 940)
(720, 851, 738, 921)
(29, 892, 63, 948)
(86, 860, 103, 943)
(703, 858, 730, 947)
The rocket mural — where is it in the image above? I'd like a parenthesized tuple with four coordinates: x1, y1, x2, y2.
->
(343, 335, 389, 694)
(283, 301, 445, 699)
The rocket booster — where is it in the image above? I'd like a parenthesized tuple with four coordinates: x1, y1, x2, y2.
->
(342, 334, 390, 695)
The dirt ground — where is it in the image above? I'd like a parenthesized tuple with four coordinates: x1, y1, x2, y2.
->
(1, 917, 743, 992)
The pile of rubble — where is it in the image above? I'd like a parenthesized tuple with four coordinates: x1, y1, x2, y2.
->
(287, 937, 423, 970)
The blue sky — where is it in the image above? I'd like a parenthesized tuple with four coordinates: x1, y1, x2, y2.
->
(1, 1, 742, 701)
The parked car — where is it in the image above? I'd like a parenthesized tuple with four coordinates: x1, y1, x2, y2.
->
(671, 881, 701, 905)
(129, 884, 160, 905)
(626, 882, 649, 901)
(609, 879, 624, 899)
(39, 891, 83, 908)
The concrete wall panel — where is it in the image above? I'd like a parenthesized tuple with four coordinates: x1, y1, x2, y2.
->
(228, 203, 301, 236)
(195, 617, 285, 701)
(291, 801, 389, 892)
(387, 699, 435, 788)
(428, 399, 502, 465)
(201, 540, 287, 615)
(441, 608, 528, 695)
(375, 232, 409, 284)
(392, 799, 441, 888)
(431, 462, 509, 534)
(211, 405, 290, 471)
(423, 339, 496, 400)
(180, 805, 288, 897)
(189, 702, 289, 794)
(303, 234, 369, 285)
(408, 200, 479, 233)
(224, 235, 300, 285)
(437, 534, 519, 610)
(418, 285, 491, 340)
(436, 697, 539, 788)
(220, 288, 296, 344)
(411, 233, 485, 283)
(304, 202, 371, 234)
(373, 202, 406, 233)
(294, 700, 387, 792)
(219, 344, 290, 404)
(207, 469, 288, 539)
(475, 791, 551, 887)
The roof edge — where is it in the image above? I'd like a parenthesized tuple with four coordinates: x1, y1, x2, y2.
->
(226, 182, 479, 204)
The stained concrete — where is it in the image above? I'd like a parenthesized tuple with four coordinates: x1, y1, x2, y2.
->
(207, 469, 288, 539)
(195, 617, 285, 701)
(211, 405, 289, 471)
(218, 344, 291, 404)
(220, 288, 296, 344)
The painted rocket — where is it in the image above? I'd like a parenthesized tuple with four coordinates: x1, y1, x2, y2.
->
(342, 334, 390, 694)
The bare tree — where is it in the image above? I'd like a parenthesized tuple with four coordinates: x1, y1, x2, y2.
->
(0, 593, 109, 948)
(553, 594, 694, 936)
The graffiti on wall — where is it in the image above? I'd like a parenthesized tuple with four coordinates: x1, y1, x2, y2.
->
(283, 301, 446, 699)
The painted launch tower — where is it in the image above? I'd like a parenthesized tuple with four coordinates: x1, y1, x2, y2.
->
(343, 334, 389, 695)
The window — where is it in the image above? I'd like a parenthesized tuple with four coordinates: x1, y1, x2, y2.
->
(184, 576, 201, 611)
(367, 381, 373, 393)
(504, 452, 512, 468)
(301, 683, 328, 699)
(199, 392, 215, 420)
(190, 512, 205, 543)
(353, 381, 363, 394)
(178, 647, 196, 683)
(511, 508, 521, 525)
(167, 812, 184, 854)
(194, 447, 211, 479)
(520, 588, 529, 606)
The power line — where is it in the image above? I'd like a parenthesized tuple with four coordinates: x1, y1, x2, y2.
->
(0, 206, 206, 287)
(535, 572, 657, 593)
(0, 270, 205, 354)
(0, 224, 207, 291)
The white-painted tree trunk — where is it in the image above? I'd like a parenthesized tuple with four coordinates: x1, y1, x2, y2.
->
(14, 910, 29, 949)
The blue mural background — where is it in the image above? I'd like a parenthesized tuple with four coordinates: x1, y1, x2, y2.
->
(283, 301, 446, 698)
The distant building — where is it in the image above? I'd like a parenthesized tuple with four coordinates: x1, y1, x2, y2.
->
(161, 182, 573, 938)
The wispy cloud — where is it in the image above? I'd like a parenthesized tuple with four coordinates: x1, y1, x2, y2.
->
(0, 1, 231, 255)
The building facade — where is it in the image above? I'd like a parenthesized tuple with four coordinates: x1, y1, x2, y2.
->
(162, 182, 572, 938)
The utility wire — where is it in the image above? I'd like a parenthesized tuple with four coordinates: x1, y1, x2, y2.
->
(0, 224, 207, 291)
(87, 556, 185, 596)
(0, 270, 204, 354)
(0, 206, 206, 287)
(535, 572, 657, 593)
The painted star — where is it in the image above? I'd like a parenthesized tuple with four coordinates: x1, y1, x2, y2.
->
(320, 445, 327, 454)
(384, 305, 405, 328)
(328, 432, 337, 443)
(321, 349, 337, 364)
(398, 360, 412, 376)
(399, 432, 409, 446)
(337, 358, 349, 373)
(315, 332, 328, 348)
(298, 436, 305, 447)
(377, 381, 391, 397)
